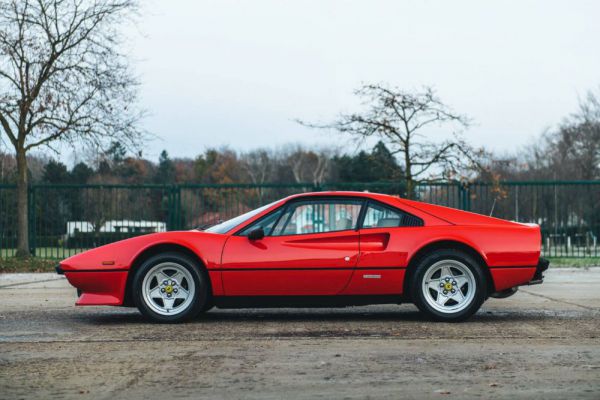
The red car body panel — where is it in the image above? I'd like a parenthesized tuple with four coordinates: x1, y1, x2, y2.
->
(59, 191, 543, 306)
(221, 230, 360, 295)
(69, 271, 128, 306)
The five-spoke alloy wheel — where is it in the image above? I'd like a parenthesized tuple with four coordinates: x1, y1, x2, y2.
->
(133, 252, 209, 323)
(411, 249, 487, 322)
(422, 259, 476, 314)
(142, 262, 195, 316)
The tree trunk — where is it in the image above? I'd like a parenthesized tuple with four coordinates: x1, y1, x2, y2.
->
(15, 147, 30, 258)
(406, 178, 414, 200)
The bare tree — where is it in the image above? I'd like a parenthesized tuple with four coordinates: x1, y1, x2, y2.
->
(0, 0, 143, 257)
(281, 145, 332, 186)
(299, 84, 483, 198)
(240, 149, 274, 185)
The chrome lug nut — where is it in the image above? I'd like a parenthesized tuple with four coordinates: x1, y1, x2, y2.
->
(452, 281, 457, 286)
(443, 290, 448, 295)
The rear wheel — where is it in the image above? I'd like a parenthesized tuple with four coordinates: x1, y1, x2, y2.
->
(132, 252, 209, 323)
(411, 249, 487, 322)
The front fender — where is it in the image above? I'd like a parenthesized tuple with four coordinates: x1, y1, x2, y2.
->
(59, 231, 228, 272)
(58, 231, 229, 305)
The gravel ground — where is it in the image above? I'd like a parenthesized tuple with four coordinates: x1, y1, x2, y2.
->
(0, 268, 599, 399)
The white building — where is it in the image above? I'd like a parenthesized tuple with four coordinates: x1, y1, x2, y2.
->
(66, 220, 167, 237)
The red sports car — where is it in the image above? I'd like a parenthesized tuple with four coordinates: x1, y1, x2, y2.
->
(56, 191, 548, 322)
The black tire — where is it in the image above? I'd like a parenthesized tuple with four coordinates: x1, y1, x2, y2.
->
(132, 252, 209, 323)
(410, 249, 487, 322)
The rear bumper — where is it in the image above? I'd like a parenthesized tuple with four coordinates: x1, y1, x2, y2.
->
(489, 257, 550, 291)
(527, 257, 549, 285)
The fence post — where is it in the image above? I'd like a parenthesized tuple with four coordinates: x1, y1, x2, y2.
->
(167, 185, 182, 231)
(467, 183, 472, 211)
(28, 185, 36, 256)
(458, 182, 471, 211)
(515, 185, 519, 221)
(166, 185, 173, 231)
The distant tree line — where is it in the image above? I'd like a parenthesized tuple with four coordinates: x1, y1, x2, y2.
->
(0, 140, 405, 187)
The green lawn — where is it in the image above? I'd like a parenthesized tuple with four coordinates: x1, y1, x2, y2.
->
(545, 257, 600, 268)
(0, 257, 57, 273)
(0, 247, 84, 259)
(0, 248, 85, 273)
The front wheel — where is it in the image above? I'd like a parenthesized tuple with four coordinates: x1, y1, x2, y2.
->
(411, 249, 487, 322)
(132, 252, 209, 323)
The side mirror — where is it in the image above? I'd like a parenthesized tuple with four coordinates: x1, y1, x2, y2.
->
(247, 227, 265, 241)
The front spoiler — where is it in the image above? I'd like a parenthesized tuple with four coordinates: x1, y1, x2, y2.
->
(526, 257, 549, 285)
(56, 265, 128, 306)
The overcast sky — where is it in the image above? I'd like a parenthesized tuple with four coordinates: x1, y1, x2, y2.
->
(122, 0, 599, 161)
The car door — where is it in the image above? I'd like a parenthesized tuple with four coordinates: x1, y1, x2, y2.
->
(220, 198, 364, 295)
(342, 200, 424, 295)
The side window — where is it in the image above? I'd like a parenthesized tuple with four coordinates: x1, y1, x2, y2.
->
(238, 208, 283, 236)
(271, 199, 362, 236)
(362, 202, 423, 228)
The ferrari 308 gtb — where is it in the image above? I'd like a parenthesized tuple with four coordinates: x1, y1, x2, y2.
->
(57, 191, 549, 322)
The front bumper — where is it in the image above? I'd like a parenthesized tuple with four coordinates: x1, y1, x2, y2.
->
(56, 263, 128, 305)
(527, 257, 549, 285)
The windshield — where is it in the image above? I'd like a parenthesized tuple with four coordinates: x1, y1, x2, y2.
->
(203, 201, 279, 234)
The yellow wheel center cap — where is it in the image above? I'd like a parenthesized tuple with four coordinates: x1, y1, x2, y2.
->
(165, 285, 173, 294)
(444, 282, 453, 291)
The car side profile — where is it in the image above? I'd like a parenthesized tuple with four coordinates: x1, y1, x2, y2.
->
(57, 191, 549, 322)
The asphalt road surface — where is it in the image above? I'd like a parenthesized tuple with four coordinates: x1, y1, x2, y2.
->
(0, 268, 599, 399)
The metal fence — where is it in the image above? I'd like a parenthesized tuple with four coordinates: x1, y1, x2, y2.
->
(0, 181, 599, 259)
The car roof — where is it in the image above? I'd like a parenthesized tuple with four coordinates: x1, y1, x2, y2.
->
(284, 191, 399, 202)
